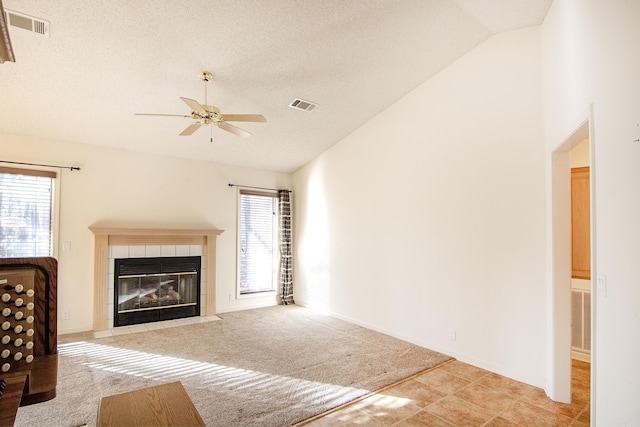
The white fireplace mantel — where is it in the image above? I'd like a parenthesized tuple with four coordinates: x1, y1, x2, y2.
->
(89, 226, 224, 331)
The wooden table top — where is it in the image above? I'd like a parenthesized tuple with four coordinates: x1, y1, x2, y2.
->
(96, 381, 205, 427)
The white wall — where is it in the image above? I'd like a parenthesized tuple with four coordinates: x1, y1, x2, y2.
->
(0, 133, 291, 333)
(293, 27, 547, 387)
(542, 0, 640, 423)
(569, 138, 590, 168)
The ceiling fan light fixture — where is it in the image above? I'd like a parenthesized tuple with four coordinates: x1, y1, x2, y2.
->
(135, 71, 266, 139)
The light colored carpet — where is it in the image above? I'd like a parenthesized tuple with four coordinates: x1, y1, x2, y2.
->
(15, 305, 452, 426)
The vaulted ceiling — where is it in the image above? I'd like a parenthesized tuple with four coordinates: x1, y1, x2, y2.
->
(0, 1, 552, 173)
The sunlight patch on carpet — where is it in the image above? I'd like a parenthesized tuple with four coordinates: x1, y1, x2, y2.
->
(58, 341, 369, 408)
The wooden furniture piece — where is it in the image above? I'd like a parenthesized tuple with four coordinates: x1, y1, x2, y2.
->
(0, 374, 27, 426)
(0, 257, 58, 425)
(96, 381, 205, 427)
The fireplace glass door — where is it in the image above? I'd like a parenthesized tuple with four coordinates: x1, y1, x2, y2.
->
(114, 256, 201, 327)
(118, 271, 198, 312)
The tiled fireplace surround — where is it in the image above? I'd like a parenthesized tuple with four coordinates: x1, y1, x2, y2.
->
(90, 227, 223, 332)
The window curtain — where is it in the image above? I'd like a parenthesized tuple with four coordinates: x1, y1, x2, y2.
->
(278, 190, 294, 305)
(0, 0, 16, 63)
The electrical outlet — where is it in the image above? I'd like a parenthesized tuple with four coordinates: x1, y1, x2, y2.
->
(61, 310, 70, 320)
(448, 328, 456, 341)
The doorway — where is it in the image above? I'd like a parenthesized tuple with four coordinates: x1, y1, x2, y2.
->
(569, 143, 591, 363)
(549, 111, 594, 419)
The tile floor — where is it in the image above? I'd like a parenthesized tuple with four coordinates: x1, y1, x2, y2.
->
(302, 359, 590, 426)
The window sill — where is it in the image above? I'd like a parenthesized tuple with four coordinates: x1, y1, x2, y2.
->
(238, 290, 277, 299)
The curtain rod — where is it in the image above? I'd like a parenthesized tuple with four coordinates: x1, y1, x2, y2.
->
(0, 160, 80, 171)
(228, 183, 291, 192)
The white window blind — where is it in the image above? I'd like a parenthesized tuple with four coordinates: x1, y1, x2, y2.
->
(0, 167, 56, 257)
(239, 190, 278, 294)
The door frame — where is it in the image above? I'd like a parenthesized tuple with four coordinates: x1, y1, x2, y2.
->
(548, 104, 595, 418)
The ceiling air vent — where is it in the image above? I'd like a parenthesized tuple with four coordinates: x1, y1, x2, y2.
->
(4, 9, 50, 38)
(289, 98, 317, 112)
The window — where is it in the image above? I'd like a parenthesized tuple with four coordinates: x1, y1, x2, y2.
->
(0, 167, 56, 257)
(238, 190, 279, 295)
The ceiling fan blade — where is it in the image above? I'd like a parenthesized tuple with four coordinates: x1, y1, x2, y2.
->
(134, 113, 190, 117)
(180, 97, 206, 115)
(221, 114, 266, 123)
(179, 122, 202, 136)
(218, 122, 252, 138)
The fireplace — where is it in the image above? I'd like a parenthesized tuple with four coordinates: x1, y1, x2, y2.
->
(114, 256, 201, 327)
(90, 227, 223, 331)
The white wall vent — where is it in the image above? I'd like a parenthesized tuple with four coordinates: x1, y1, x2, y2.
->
(4, 9, 50, 38)
(289, 98, 317, 112)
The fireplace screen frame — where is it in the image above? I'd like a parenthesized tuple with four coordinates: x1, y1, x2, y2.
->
(114, 256, 201, 327)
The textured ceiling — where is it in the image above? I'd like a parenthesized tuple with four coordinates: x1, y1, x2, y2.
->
(0, 0, 552, 173)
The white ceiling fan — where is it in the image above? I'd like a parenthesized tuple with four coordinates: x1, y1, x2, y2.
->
(135, 71, 266, 139)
